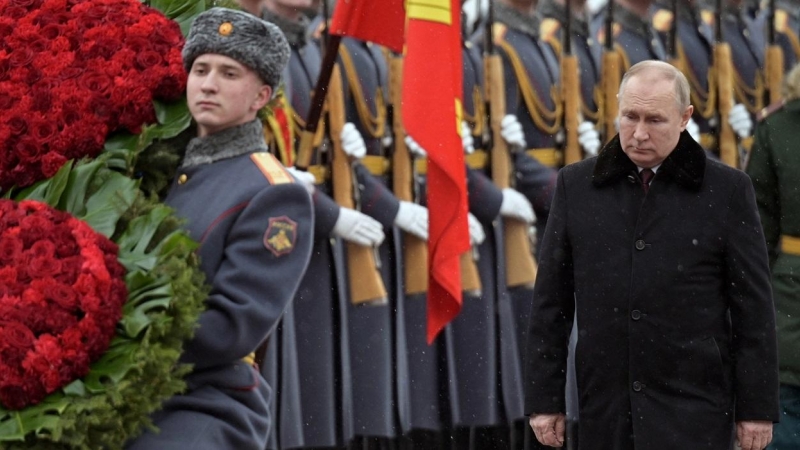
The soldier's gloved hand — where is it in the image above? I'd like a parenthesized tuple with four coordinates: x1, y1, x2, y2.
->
(728, 103, 753, 138)
(467, 212, 486, 246)
(686, 117, 701, 143)
(461, 121, 475, 154)
(577, 121, 601, 157)
(341, 122, 366, 159)
(333, 207, 385, 246)
(395, 201, 429, 240)
(286, 166, 316, 195)
(404, 135, 428, 158)
(501, 114, 526, 151)
(500, 188, 535, 224)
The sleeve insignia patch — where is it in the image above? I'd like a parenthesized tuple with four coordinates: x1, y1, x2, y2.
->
(264, 216, 297, 257)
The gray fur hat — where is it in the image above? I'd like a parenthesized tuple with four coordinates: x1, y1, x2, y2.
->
(182, 7, 290, 90)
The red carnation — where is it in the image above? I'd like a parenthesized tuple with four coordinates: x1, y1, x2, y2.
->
(0, 200, 127, 410)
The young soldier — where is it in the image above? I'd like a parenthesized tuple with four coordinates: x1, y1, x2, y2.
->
(125, 8, 313, 450)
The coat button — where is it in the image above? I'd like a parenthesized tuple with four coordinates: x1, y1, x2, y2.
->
(635, 239, 646, 250)
(632, 381, 642, 392)
(178, 174, 188, 185)
(631, 310, 641, 320)
(627, 174, 637, 184)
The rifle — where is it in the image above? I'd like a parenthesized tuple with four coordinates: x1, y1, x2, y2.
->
(485, 1, 538, 288)
(295, 27, 387, 304)
(328, 64, 389, 304)
(388, 55, 429, 295)
(712, 0, 737, 167)
(561, 0, 581, 164)
(601, 0, 621, 143)
(765, 0, 784, 104)
(666, 0, 680, 67)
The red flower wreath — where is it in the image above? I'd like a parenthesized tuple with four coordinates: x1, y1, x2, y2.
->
(0, 199, 127, 410)
(0, 0, 187, 190)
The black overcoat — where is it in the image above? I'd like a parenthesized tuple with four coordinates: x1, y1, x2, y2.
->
(524, 131, 779, 450)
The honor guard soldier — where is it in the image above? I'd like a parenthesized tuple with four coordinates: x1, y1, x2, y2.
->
(538, 0, 604, 154)
(747, 62, 800, 450)
(651, 0, 753, 160)
(755, 0, 800, 71)
(699, 0, 765, 152)
(236, 1, 387, 449)
(125, 8, 313, 450)
(471, 0, 564, 447)
(336, 35, 430, 450)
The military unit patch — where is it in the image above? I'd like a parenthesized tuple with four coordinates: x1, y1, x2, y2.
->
(264, 216, 297, 257)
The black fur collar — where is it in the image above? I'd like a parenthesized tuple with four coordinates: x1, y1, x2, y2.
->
(592, 130, 706, 191)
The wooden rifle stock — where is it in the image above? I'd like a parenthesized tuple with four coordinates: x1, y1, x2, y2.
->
(713, 43, 737, 167)
(766, 45, 784, 104)
(485, 54, 538, 288)
(328, 65, 388, 304)
(388, 56, 429, 295)
(601, 50, 621, 144)
(561, 54, 581, 164)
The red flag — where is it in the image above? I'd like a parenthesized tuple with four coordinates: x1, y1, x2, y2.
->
(403, 0, 468, 343)
(329, 0, 406, 53)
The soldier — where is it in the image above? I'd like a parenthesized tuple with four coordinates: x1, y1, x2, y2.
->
(125, 8, 313, 450)
(650, 0, 753, 159)
(698, 0, 765, 152)
(236, 1, 387, 449)
(336, 35, 430, 450)
(746, 62, 800, 450)
(538, 0, 603, 153)
(755, 0, 800, 72)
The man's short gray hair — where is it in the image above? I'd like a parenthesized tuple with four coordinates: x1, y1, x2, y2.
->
(618, 60, 691, 111)
(782, 62, 800, 101)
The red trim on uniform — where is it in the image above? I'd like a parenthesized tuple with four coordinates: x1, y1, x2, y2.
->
(230, 364, 261, 392)
(199, 202, 249, 244)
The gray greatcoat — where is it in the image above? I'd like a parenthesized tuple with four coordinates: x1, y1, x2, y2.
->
(525, 131, 779, 450)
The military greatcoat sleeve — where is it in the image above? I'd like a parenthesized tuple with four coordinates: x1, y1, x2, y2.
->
(312, 189, 341, 236)
(182, 183, 314, 370)
(524, 168, 575, 415)
(723, 173, 780, 421)
(354, 163, 401, 229)
(746, 123, 781, 262)
(466, 168, 503, 223)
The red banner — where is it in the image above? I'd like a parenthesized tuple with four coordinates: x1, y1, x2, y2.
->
(329, 0, 406, 53)
(402, 0, 468, 343)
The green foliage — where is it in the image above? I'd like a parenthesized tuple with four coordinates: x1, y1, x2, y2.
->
(0, 158, 207, 450)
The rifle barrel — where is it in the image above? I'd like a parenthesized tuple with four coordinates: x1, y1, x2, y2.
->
(604, 0, 614, 50)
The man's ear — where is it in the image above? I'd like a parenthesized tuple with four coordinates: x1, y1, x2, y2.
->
(252, 84, 272, 112)
(680, 105, 694, 130)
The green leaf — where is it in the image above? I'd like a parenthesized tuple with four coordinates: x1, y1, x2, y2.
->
(149, 0, 206, 35)
(62, 380, 87, 397)
(117, 205, 173, 254)
(57, 160, 103, 216)
(122, 296, 173, 337)
(12, 161, 74, 205)
(0, 395, 67, 441)
(80, 174, 138, 237)
(103, 132, 141, 153)
(82, 341, 140, 393)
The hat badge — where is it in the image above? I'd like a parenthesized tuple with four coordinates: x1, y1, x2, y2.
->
(218, 22, 233, 36)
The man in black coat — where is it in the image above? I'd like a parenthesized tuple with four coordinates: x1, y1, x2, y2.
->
(525, 60, 779, 450)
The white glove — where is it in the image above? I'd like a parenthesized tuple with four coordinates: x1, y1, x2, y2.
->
(728, 103, 752, 138)
(286, 166, 315, 195)
(340, 122, 366, 159)
(577, 121, 601, 157)
(394, 201, 429, 240)
(404, 135, 427, 158)
(461, 121, 475, 154)
(467, 212, 486, 246)
(500, 188, 535, 224)
(500, 114, 526, 150)
(332, 207, 385, 246)
(686, 117, 701, 143)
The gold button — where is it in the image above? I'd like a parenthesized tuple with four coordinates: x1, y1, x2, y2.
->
(178, 174, 188, 185)
(219, 22, 233, 36)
